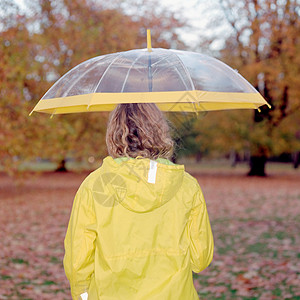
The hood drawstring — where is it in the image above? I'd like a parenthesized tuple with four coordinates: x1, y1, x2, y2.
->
(148, 160, 158, 184)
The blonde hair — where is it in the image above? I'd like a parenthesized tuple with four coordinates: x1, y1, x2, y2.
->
(106, 103, 174, 160)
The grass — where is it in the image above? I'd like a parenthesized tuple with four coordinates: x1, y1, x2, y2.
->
(179, 158, 299, 176)
(2, 157, 299, 176)
(0, 164, 299, 299)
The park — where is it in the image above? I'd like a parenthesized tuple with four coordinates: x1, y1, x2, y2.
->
(0, 161, 299, 299)
(0, 0, 299, 299)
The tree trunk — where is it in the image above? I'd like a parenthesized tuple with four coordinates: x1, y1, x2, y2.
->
(293, 151, 299, 169)
(229, 149, 237, 167)
(195, 152, 201, 163)
(55, 159, 68, 172)
(247, 155, 267, 176)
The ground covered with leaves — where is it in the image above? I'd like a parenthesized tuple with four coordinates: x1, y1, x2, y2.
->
(0, 168, 299, 299)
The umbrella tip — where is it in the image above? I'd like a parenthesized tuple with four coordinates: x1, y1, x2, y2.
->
(50, 110, 56, 119)
(147, 29, 152, 52)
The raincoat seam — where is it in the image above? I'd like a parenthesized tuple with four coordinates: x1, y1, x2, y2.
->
(159, 168, 167, 204)
(189, 188, 207, 273)
(184, 172, 200, 188)
(64, 185, 97, 299)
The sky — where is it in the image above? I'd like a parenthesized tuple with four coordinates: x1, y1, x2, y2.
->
(14, 0, 231, 51)
(150, 0, 232, 51)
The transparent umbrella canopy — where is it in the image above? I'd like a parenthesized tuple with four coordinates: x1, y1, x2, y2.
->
(30, 30, 270, 116)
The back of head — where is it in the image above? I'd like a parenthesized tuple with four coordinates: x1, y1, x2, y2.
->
(106, 103, 174, 160)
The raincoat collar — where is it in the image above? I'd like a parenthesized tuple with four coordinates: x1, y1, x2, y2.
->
(112, 155, 177, 166)
(100, 156, 185, 213)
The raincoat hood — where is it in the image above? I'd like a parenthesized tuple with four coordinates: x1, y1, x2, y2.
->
(100, 156, 185, 213)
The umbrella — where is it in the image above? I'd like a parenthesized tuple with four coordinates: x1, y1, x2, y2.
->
(29, 30, 270, 116)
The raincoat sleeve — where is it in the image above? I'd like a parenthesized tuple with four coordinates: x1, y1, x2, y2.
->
(63, 184, 97, 300)
(188, 185, 214, 273)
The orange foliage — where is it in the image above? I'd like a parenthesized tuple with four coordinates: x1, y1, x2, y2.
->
(192, 0, 300, 164)
(0, 0, 186, 174)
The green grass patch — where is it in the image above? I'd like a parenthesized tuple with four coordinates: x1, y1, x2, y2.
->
(261, 232, 272, 239)
(50, 256, 60, 264)
(17, 160, 98, 172)
(246, 242, 268, 254)
(275, 231, 286, 240)
(17, 281, 32, 285)
(218, 246, 233, 255)
(11, 258, 29, 265)
(43, 280, 56, 285)
(272, 287, 282, 296)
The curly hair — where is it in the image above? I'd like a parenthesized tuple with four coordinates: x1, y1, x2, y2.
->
(106, 103, 174, 160)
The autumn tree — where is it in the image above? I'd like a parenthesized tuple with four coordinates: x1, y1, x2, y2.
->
(0, 0, 186, 173)
(0, 1, 48, 174)
(195, 0, 300, 176)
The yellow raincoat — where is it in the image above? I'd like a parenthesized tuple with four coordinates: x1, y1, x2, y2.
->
(63, 155, 214, 299)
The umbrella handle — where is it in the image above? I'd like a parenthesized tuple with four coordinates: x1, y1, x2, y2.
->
(147, 29, 152, 52)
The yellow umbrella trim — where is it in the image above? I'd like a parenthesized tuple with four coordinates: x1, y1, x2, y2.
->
(29, 90, 270, 115)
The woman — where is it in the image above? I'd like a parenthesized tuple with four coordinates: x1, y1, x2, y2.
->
(63, 103, 214, 300)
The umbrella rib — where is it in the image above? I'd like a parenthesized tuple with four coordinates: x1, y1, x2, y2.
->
(93, 53, 123, 93)
(168, 62, 198, 114)
(173, 53, 195, 91)
(120, 53, 143, 92)
(151, 51, 193, 91)
(151, 54, 169, 67)
(41, 56, 100, 99)
(155, 55, 192, 91)
(169, 59, 191, 90)
(60, 56, 107, 98)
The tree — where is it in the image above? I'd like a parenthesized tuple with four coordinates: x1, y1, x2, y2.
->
(0, 2, 47, 175)
(0, 0, 186, 174)
(197, 0, 300, 176)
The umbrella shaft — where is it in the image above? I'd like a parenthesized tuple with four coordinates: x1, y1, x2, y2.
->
(148, 55, 153, 92)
